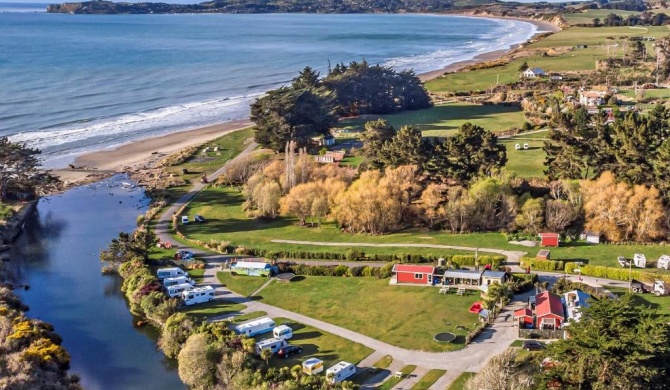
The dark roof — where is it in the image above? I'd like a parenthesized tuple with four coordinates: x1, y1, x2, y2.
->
(482, 270, 506, 278)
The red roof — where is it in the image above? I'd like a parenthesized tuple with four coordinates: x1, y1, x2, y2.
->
(514, 308, 533, 318)
(535, 291, 564, 319)
(539, 233, 560, 238)
(392, 264, 435, 274)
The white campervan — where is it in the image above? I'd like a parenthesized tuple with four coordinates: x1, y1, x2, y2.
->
(326, 361, 356, 384)
(234, 317, 276, 337)
(273, 325, 293, 340)
(657, 255, 670, 270)
(166, 283, 194, 298)
(181, 286, 215, 306)
(254, 338, 286, 355)
(157, 267, 188, 280)
(163, 276, 196, 288)
(634, 253, 647, 268)
(302, 358, 324, 375)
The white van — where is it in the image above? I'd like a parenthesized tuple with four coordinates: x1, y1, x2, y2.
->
(302, 358, 324, 375)
(326, 361, 356, 384)
(273, 325, 293, 340)
(634, 253, 647, 268)
(166, 283, 194, 298)
(181, 215, 189, 224)
(157, 267, 188, 280)
(254, 337, 286, 355)
(657, 255, 670, 270)
(181, 286, 215, 306)
(163, 276, 196, 288)
(234, 317, 276, 337)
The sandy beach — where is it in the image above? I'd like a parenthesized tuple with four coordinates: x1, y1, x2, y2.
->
(52, 14, 559, 187)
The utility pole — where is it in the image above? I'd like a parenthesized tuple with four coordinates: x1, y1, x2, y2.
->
(629, 260, 632, 293)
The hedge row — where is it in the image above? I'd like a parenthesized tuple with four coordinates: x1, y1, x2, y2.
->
(450, 255, 505, 268)
(520, 257, 574, 272)
(276, 262, 395, 279)
(569, 264, 642, 282)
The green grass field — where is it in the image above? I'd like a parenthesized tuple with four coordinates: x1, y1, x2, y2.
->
(563, 9, 641, 26)
(338, 103, 526, 136)
(500, 130, 549, 178)
(264, 317, 373, 370)
(256, 277, 481, 352)
(180, 299, 246, 322)
(378, 365, 417, 390)
(373, 355, 393, 369)
(606, 287, 670, 317)
(217, 271, 269, 297)
(411, 369, 447, 390)
(187, 268, 205, 283)
(447, 372, 476, 390)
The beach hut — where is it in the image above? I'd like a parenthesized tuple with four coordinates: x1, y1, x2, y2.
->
(390, 264, 435, 285)
(538, 233, 560, 247)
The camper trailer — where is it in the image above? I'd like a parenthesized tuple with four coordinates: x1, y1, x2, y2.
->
(302, 358, 324, 375)
(181, 286, 215, 306)
(634, 253, 647, 268)
(157, 267, 188, 280)
(657, 255, 670, 270)
(166, 283, 194, 298)
(163, 276, 196, 288)
(326, 361, 356, 384)
(234, 317, 276, 337)
(273, 325, 293, 340)
(254, 338, 286, 355)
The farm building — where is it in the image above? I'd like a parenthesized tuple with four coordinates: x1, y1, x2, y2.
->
(311, 134, 335, 146)
(230, 261, 273, 277)
(538, 233, 560, 247)
(442, 269, 483, 286)
(535, 291, 565, 330)
(562, 289, 590, 323)
(390, 264, 435, 285)
(514, 307, 534, 328)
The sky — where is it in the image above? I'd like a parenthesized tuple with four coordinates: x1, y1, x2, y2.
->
(3, 0, 586, 4)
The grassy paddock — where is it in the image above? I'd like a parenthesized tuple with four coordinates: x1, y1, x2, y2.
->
(500, 131, 548, 178)
(263, 317, 373, 370)
(411, 369, 447, 390)
(257, 277, 481, 352)
(338, 103, 525, 137)
(563, 9, 641, 26)
(217, 271, 269, 297)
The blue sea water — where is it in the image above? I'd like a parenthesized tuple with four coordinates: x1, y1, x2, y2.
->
(0, 5, 538, 166)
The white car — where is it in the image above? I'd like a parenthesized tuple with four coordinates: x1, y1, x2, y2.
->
(181, 215, 189, 224)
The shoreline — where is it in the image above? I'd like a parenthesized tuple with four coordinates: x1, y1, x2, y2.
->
(51, 13, 560, 187)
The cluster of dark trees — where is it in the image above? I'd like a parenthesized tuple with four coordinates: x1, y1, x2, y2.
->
(591, 11, 670, 27)
(0, 137, 61, 202)
(360, 119, 506, 184)
(585, 0, 648, 11)
(251, 63, 431, 152)
(544, 105, 670, 200)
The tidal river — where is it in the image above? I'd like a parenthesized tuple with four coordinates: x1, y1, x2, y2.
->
(9, 175, 185, 390)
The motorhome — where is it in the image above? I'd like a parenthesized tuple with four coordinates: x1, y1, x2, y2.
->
(657, 255, 670, 270)
(234, 317, 276, 337)
(634, 253, 647, 268)
(273, 325, 293, 340)
(163, 276, 196, 288)
(302, 358, 324, 375)
(166, 283, 194, 298)
(254, 338, 286, 355)
(157, 267, 188, 280)
(181, 286, 215, 306)
(326, 361, 356, 384)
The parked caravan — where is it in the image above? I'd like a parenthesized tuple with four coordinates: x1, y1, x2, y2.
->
(230, 261, 273, 277)
(326, 361, 356, 384)
(166, 283, 194, 298)
(163, 276, 196, 288)
(657, 255, 670, 270)
(273, 325, 293, 340)
(302, 358, 324, 375)
(234, 317, 276, 337)
(254, 338, 286, 355)
(634, 253, 647, 268)
(181, 286, 215, 306)
(157, 267, 188, 280)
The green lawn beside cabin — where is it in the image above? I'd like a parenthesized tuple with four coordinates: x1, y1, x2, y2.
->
(217, 271, 270, 297)
(180, 299, 246, 322)
(256, 277, 481, 352)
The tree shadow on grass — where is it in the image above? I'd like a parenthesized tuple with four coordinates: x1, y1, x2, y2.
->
(292, 331, 323, 341)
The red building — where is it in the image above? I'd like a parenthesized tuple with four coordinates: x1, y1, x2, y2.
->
(391, 264, 436, 285)
(535, 291, 565, 329)
(538, 233, 560, 247)
(513, 307, 534, 328)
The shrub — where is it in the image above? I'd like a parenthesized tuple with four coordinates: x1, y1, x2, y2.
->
(519, 257, 574, 272)
(451, 255, 505, 268)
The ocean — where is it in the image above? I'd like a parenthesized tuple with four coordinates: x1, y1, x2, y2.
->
(0, 3, 538, 167)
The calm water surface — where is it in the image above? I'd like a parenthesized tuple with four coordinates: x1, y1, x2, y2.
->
(10, 176, 185, 390)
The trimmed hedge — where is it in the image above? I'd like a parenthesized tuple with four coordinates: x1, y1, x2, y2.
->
(576, 264, 642, 282)
(450, 255, 505, 268)
(276, 262, 396, 279)
(520, 257, 573, 272)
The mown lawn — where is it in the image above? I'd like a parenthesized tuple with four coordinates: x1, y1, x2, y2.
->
(338, 102, 526, 136)
(257, 277, 481, 352)
(378, 365, 417, 390)
(448, 372, 476, 390)
(264, 317, 373, 370)
(500, 130, 548, 178)
(411, 369, 447, 390)
(187, 268, 205, 283)
(180, 299, 246, 322)
(547, 242, 670, 269)
(606, 287, 670, 317)
(217, 271, 269, 297)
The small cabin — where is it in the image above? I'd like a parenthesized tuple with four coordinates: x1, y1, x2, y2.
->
(536, 250, 551, 260)
(581, 231, 601, 244)
(311, 134, 336, 146)
(442, 269, 483, 286)
(391, 264, 435, 285)
(481, 270, 508, 285)
(538, 233, 560, 247)
(514, 307, 534, 328)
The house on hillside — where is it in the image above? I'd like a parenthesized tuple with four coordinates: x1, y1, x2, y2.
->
(311, 135, 335, 147)
(562, 289, 590, 323)
(390, 264, 435, 285)
(539, 233, 560, 247)
(535, 291, 565, 330)
(522, 67, 546, 79)
(314, 151, 345, 164)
